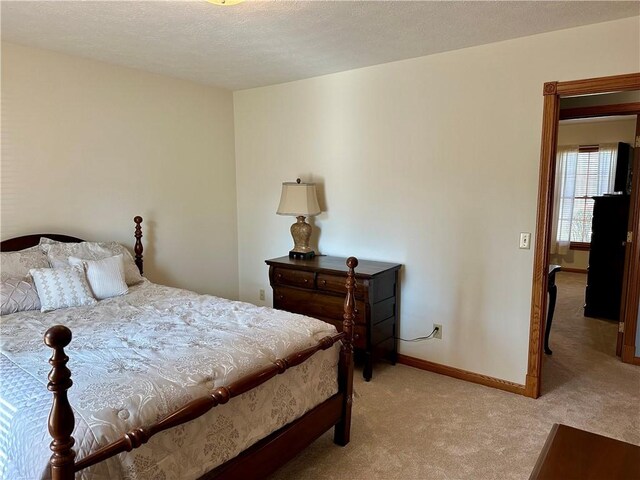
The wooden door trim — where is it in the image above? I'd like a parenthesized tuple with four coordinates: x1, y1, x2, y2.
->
(621, 116, 640, 365)
(526, 82, 559, 398)
(555, 73, 640, 96)
(617, 116, 638, 357)
(527, 73, 640, 399)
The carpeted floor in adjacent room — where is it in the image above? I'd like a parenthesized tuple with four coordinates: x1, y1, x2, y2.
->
(269, 272, 640, 479)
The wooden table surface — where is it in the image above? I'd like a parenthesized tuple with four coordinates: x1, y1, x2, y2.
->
(530, 424, 640, 480)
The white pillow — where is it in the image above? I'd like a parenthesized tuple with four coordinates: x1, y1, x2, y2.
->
(68, 254, 128, 300)
(30, 265, 97, 312)
(1, 248, 50, 277)
(41, 241, 143, 286)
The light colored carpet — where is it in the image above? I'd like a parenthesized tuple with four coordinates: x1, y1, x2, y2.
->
(269, 272, 640, 479)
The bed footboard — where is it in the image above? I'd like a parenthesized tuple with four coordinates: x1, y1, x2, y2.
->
(44, 257, 358, 480)
(44, 326, 76, 480)
(334, 256, 357, 446)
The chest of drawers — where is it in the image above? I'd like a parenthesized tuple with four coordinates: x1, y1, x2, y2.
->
(265, 255, 401, 381)
(585, 195, 630, 320)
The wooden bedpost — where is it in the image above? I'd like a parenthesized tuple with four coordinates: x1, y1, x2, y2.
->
(334, 256, 357, 446)
(134, 216, 143, 275)
(44, 325, 76, 480)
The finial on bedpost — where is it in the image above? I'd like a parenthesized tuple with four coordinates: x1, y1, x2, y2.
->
(134, 216, 143, 275)
(44, 325, 76, 480)
(335, 256, 357, 446)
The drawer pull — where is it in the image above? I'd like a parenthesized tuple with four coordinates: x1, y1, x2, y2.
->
(321, 280, 327, 286)
(278, 295, 284, 300)
(354, 308, 359, 314)
(354, 333, 360, 340)
(304, 279, 308, 283)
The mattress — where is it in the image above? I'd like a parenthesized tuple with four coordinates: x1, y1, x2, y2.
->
(0, 280, 339, 480)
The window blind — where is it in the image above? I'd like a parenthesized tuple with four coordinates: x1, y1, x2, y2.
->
(563, 146, 617, 243)
(570, 149, 600, 242)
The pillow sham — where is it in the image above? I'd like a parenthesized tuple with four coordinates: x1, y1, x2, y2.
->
(1, 248, 50, 278)
(68, 254, 128, 300)
(41, 241, 143, 286)
(38, 237, 59, 245)
(102, 242, 143, 286)
(30, 265, 97, 312)
(0, 273, 41, 315)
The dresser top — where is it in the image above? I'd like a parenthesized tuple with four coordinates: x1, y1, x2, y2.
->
(265, 255, 401, 278)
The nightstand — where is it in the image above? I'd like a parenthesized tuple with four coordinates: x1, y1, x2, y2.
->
(265, 255, 401, 381)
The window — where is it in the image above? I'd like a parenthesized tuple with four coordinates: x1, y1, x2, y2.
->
(554, 143, 617, 250)
(571, 147, 600, 244)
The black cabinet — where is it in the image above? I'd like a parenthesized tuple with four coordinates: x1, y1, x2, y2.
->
(614, 142, 633, 195)
(584, 195, 630, 320)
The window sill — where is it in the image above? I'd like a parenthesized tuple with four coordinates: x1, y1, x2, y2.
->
(570, 242, 590, 251)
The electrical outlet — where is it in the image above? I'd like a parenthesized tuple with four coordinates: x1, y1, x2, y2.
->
(519, 232, 531, 249)
(259, 289, 265, 301)
(433, 323, 442, 339)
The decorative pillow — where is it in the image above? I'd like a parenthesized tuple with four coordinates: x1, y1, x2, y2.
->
(0, 273, 41, 315)
(1, 248, 50, 278)
(102, 242, 143, 286)
(68, 254, 128, 300)
(30, 265, 97, 312)
(42, 241, 143, 286)
(42, 242, 111, 268)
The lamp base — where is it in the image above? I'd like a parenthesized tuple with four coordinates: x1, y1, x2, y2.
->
(289, 250, 316, 260)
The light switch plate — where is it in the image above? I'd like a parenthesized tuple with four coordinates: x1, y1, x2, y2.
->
(519, 232, 531, 249)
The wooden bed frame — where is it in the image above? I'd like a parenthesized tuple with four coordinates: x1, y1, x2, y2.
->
(0, 216, 356, 480)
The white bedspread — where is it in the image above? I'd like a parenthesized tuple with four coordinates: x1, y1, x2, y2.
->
(0, 280, 339, 480)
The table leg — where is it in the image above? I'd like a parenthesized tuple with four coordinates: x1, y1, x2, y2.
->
(545, 283, 557, 355)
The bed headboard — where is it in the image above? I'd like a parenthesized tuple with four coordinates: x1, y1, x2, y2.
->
(0, 216, 144, 274)
(0, 234, 84, 252)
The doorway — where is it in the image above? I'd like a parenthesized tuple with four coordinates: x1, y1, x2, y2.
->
(550, 112, 637, 346)
(525, 73, 640, 399)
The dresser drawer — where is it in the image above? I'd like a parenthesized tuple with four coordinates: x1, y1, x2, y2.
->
(273, 286, 367, 325)
(317, 273, 366, 300)
(353, 325, 366, 349)
(272, 267, 315, 289)
(372, 317, 395, 345)
(299, 314, 366, 350)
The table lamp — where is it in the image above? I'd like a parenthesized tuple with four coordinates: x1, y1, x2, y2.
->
(276, 178, 321, 259)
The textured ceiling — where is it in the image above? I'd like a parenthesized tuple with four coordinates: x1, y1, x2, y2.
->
(2, 1, 639, 91)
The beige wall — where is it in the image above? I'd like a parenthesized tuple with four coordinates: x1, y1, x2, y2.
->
(1, 43, 239, 299)
(551, 249, 590, 271)
(552, 117, 637, 270)
(234, 17, 640, 384)
(558, 118, 636, 145)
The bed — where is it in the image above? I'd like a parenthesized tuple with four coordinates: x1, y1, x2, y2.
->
(0, 217, 356, 480)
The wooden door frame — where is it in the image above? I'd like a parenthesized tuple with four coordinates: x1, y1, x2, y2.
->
(525, 72, 640, 399)
(617, 115, 640, 357)
(621, 118, 640, 365)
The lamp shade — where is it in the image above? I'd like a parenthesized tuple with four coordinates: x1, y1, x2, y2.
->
(276, 181, 321, 217)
